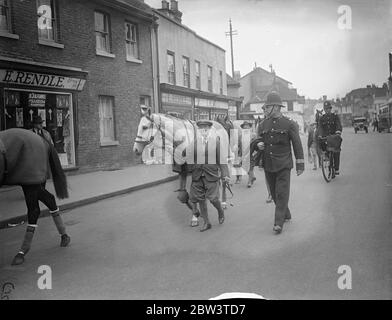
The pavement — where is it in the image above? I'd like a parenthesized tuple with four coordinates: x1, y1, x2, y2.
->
(0, 164, 178, 229)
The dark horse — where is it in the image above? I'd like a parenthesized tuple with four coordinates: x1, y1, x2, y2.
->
(0, 128, 70, 265)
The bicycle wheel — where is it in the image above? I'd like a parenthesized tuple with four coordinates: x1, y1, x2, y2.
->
(321, 152, 332, 183)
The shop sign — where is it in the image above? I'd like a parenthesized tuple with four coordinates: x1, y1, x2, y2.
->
(28, 93, 46, 107)
(0, 69, 86, 91)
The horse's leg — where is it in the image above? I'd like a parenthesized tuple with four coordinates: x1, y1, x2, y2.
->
(11, 185, 40, 265)
(199, 200, 211, 232)
(189, 202, 199, 226)
(210, 198, 225, 224)
(221, 179, 227, 209)
(247, 165, 256, 188)
(264, 171, 273, 203)
(37, 183, 70, 246)
(177, 172, 199, 226)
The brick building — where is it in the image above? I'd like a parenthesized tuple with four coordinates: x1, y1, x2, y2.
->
(0, 0, 156, 172)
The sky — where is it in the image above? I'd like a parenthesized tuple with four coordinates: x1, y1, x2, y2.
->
(145, 0, 392, 99)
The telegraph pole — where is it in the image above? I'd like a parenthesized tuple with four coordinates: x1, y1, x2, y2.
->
(225, 19, 238, 78)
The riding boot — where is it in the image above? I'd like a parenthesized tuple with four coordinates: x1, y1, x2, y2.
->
(211, 199, 225, 224)
(199, 201, 211, 232)
(50, 209, 70, 247)
(11, 224, 37, 265)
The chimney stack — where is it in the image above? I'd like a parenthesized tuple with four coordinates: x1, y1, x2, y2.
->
(170, 0, 178, 11)
(158, 0, 182, 23)
(161, 0, 169, 10)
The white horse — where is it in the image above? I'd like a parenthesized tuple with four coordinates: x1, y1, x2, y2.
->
(133, 106, 237, 227)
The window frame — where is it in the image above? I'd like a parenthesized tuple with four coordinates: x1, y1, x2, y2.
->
(125, 21, 139, 61)
(0, 0, 11, 34)
(182, 56, 190, 88)
(36, 0, 59, 43)
(219, 70, 223, 95)
(98, 96, 118, 146)
(95, 10, 112, 55)
(207, 65, 213, 93)
(167, 51, 176, 85)
(195, 60, 201, 90)
(140, 95, 151, 107)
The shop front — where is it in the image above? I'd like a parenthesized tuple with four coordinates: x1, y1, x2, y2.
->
(194, 98, 228, 121)
(161, 92, 193, 119)
(0, 64, 87, 169)
(159, 84, 231, 121)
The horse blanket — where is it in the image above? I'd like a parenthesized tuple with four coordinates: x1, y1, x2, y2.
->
(0, 128, 49, 186)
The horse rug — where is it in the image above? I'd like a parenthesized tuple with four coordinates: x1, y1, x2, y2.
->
(0, 128, 49, 186)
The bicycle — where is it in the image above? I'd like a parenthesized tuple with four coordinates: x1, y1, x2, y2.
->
(318, 136, 336, 183)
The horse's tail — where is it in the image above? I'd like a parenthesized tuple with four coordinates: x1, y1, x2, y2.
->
(48, 143, 69, 199)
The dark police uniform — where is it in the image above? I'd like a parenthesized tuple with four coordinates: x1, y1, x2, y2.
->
(257, 115, 304, 228)
(318, 112, 342, 171)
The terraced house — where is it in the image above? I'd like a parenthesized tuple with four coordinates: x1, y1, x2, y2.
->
(153, 0, 240, 120)
(0, 0, 157, 172)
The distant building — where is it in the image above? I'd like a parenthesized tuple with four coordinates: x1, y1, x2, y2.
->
(345, 85, 388, 116)
(238, 66, 305, 132)
(239, 66, 303, 113)
(226, 73, 243, 120)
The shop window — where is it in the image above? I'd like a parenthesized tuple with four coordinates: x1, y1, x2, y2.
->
(195, 60, 201, 90)
(182, 56, 190, 88)
(3, 90, 75, 168)
(207, 66, 213, 93)
(98, 96, 116, 144)
(125, 22, 138, 60)
(95, 11, 111, 54)
(37, 0, 58, 42)
(195, 108, 210, 121)
(167, 51, 176, 85)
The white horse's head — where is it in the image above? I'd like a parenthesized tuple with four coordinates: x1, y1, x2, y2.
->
(133, 105, 157, 155)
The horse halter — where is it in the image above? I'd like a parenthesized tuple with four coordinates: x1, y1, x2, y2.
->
(135, 114, 165, 146)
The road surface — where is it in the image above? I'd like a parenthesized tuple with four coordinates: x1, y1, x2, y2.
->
(0, 129, 391, 299)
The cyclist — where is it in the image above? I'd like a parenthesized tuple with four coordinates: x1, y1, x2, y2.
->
(318, 101, 342, 175)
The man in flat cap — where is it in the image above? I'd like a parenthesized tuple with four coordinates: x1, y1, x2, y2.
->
(31, 115, 53, 144)
(189, 120, 231, 232)
(257, 92, 305, 234)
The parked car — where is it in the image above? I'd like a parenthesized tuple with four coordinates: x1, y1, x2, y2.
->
(352, 117, 368, 133)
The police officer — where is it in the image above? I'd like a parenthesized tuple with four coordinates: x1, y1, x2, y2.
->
(257, 92, 304, 234)
(318, 101, 342, 175)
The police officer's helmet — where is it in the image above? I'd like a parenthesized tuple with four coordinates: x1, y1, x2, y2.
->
(264, 91, 285, 108)
(323, 101, 332, 109)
